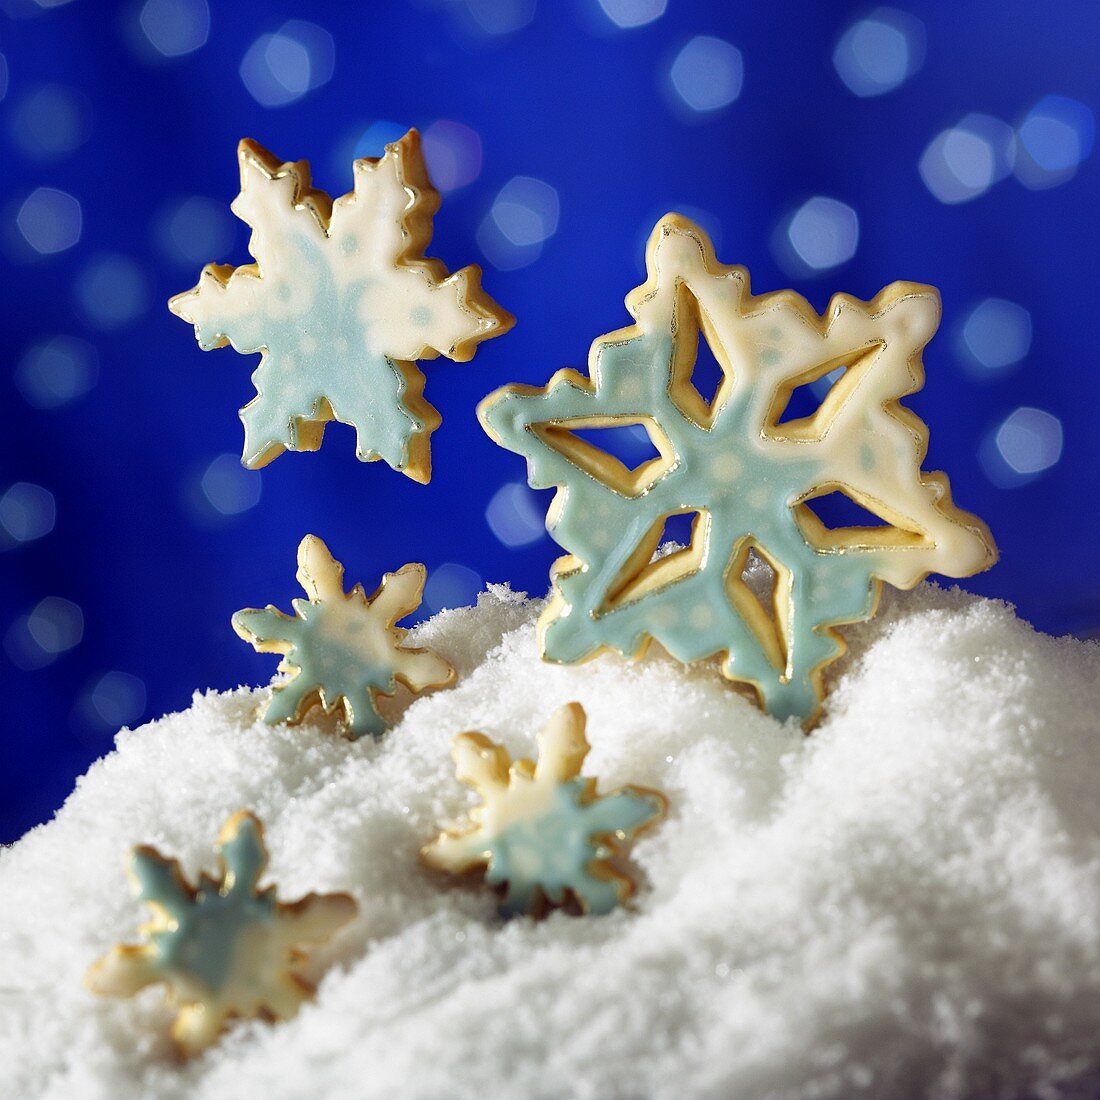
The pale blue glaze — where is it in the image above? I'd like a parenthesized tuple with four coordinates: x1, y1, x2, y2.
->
(232, 598, 394, 739)
(485, 779, 663, 916)
(132, 817, 275, 994)
(481, 329, 885, 723)
(191, 230, 423, 472)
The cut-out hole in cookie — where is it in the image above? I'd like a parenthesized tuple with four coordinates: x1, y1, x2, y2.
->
(794, 486, 931, 551)
(603, 509, 711, 610)
(567, 424, 661, 468)
(669, 283, 734, 428)
(741, 544, 777, 591)
(772, 374, 828, 425)
(765, 343, 883, 441)
(687, 323, 726, 412)
(726, 538, 791, 678)
(653, 511, 696, 554)
(533, 417, 675, 497)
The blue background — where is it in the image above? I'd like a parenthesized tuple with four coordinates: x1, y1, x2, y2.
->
(2, 0, 1097, 842)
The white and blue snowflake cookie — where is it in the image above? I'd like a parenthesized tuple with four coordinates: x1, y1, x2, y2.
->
(233, 534, 455, 740)
(422, 702, 666, 917)
(85, 810, 356, 1056)
(170, 130, 513, 483)
(478, 213, 998, 728)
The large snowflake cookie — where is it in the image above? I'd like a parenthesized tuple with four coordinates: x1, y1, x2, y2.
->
(169, 129, 513, 482)
(478, 213, 998, 727)
(422, 702, 666, 917)
(85, 811, 356, 1056)
(233, 534, 455, 740)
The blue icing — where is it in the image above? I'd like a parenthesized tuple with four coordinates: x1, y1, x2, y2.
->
(233, 600, 395, 740)
(132, 817, 275, 994)
(485, 779, 662, 916)
(190, 236, 426, 473)
(482, 328, 886, 724)
(235, 266, 421, 472)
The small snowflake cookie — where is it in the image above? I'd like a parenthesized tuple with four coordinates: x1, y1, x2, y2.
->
(85, 810, 356, 1056)
(169, 129, 513, 482)
(233, 534, 455, 739)
(478, 213, 998, 728)
(422, 702, 666, 917)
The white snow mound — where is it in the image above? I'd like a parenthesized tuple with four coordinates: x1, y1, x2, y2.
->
(3, 580, 1100, 1100)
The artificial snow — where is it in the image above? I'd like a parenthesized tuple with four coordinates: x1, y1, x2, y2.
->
(3, 578, 1100, 1099)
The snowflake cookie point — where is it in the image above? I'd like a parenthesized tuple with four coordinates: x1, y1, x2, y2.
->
(233, 535, 455, 740)
(168, 130, 512, 483)
(421, 702, 666, 918)
(85, 810, 356, 1057)
(478, 213, 998, 729)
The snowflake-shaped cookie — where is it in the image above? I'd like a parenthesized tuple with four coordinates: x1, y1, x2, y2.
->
(479, 214, 998, 727)
(85, 811, 356, 1056)
(421, 702, 666, 917)
(169, 130, 513, 482)
(233, 534, 454, 739)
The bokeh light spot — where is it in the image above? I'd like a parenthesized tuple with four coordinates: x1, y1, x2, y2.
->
(1015, 95, 1094, 189)
(596, 0, 666, 29)
(139, 0, 210, 58)
(4, 597, 83, 671)
(15, 335, 99, 409)
(833, 7, 925, 97)
(464, 0, 536, 36)
(10, 84, 91, 160)
(981, 407, 1063, 487)
(240, 20, 334, 108)
(919, 116, 1017, 204)
(960, 298, 1032, 372)
(996, 407, 1063, 475)
(778, 196, 859, 274)
(956, 113, 1017, 182)
(669, 36, 743, 114)
(0, 482, 56, 544)
(478, 176, 560, 269)
(486, 482, 546, 548)
(26, 597, 83, 655)
(16, 187, 81, 255)
(155, 194, 234, 266)
(74, 254, 151, 329)
(425, 563, 484, 613)
(492, 176, 559, 246)
(200, 453, 262, 516)
(85, 671, 147, 730)
(422, 120, 482, 192)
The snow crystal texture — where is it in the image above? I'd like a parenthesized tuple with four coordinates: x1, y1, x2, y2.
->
(3, 581, 1100, 1100)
